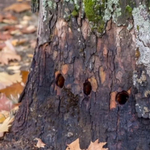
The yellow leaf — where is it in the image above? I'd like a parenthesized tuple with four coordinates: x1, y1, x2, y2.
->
(0, 111, 9, 123)
(0, 116, 14, 136)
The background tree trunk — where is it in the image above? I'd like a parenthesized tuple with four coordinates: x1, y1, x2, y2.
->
(1, 0, 150, 150)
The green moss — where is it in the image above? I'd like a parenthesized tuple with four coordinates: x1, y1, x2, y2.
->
(137, 25, 140, 31)
(71, 9, 78, 17)
(84, 0, 106, 34)
(126, 5, 132, 15)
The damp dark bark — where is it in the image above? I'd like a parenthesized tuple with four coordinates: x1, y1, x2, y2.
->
(1, 0, 150, 150)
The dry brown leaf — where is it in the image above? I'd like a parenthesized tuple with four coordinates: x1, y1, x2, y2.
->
(0, 110, 9, 123)
(0, 72, 22, 90)
(10, 30, 22, 36)
(22, 25, 36, 34)
(66, 138, 80, 150)
(11, 39, 27, 46)
(2, 19, 17, 24)
(0, 115, 14, 137)
(0, 51, 21, 65)
(2, 26, 17, 32)
(30, 40, 36, 48)
(0, 43, 6, 50)
(88, 140, 108, 150)
(4, 13, 17, 21)
(34, 138, 46, 148)
(0, 93, 13, 111)
(0, 14, 3, 22)
(0, 82, 24, 99)
(66, 139, 108, 150)
(0, 33, 12, 41)
(0, 41, 21, 65)
(4, 3, 31, 13)
(23, 15, 32, 21)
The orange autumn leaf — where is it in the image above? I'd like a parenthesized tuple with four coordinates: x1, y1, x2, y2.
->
(4, 3, 31, 13)
(0, 71, 29, 98)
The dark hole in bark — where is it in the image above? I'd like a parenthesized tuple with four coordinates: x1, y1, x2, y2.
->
(116, 91, 129, 105)
(83, 80, 92, 95)
(56, 73, 65, 88)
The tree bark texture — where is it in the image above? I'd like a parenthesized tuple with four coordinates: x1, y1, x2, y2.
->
(1, 0, 150, 150)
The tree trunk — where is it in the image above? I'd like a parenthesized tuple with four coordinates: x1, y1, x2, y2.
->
(1, 0, 150, 150)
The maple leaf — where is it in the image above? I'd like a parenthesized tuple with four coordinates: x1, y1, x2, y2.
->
(34, 138, 46, 148)
(66, 139, 108, 150)
(66, 138, 80, 150)
(0, 115, 14, 137)
(88, 140, 108, 150)
(0, 72, 22, 90)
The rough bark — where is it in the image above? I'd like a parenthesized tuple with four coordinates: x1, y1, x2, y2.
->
(1, 0, 150, 150)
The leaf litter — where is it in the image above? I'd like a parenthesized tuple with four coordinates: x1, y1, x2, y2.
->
(0, 0, 37, 137)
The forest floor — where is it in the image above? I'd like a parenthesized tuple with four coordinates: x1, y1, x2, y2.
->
(0, 0, 38, 143)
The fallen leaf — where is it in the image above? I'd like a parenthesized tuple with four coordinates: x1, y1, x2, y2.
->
(5, 40, 16, 52)
(4, 3, 31, 13)
(30, 40, 36, 48)
(2, 26, 17, 32)
(0, 51, 21, 65)
(0, 93, 13, 111)
(2, 19, 17, 24)
(66, 139, 108, 150)
(10, 30, 22, 36)
(34, 138, 46, 148)
(0, 41, 21, 65)
(27, 54, 33, 58)
(0, 71, 28, 98)
(11, 39, 27, 46)
(0, 111, 9, 123)
(0, 14, 4, 22)
(20, 20, 28, 26)
(22, 25, 36, 34)
(0, 43, 6, 50)
(7, 65, 21, 73)
(23, 15, 32, 21)
(66, 138, 80, 150)
(0, 33, 12, 41)
(4, 13, 17, 21)
(88, 140, 108, 150)
(0, 72, 22, 90)
(0, 115, 14, 137)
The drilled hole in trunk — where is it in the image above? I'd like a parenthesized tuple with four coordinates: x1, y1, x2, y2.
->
(116, 91, 129, 105)
(83, 80, 92, 95)
(56, 73, 65, 88)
